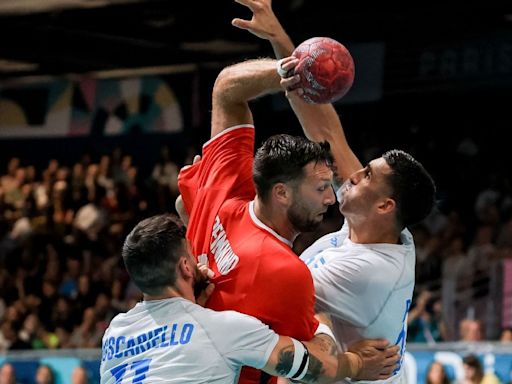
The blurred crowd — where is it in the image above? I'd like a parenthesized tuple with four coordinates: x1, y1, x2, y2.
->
(0, 145, 197, 354)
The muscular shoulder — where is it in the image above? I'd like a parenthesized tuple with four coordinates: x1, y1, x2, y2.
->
(323, 246, 406, 281)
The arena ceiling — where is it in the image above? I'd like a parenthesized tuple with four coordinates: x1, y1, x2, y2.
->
(0, 0, 512, 80)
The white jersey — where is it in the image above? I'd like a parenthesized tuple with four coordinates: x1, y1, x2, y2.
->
(300, 221, 415, 384)
(100, 297, 279, 383)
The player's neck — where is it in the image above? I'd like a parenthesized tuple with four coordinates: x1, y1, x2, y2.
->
(347, 218, 401, 244)
(143, 284, 195, 303)
(254, 197, 298, 243)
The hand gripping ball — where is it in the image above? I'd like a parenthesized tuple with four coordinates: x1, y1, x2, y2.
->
(292, 37, 355, 104)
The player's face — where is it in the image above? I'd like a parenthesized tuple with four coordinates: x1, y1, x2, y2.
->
(287, 161, 335, 232)
(338, 157, 393, 218)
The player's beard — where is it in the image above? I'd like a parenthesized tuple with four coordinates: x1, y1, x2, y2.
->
(192, 263, 210, 300)
(287, 198, 323, 233)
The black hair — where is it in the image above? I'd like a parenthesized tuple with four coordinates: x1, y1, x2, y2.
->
(122, 214, 186, 296)
(382, 149, 436, 229)
(462, 354, 484, 381)
(253, 134, 332, 202)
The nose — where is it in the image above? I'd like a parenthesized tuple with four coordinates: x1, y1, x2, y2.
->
(324, 186, 336, 206)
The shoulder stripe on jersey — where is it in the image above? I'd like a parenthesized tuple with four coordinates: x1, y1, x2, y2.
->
(203, 125, 255, 149)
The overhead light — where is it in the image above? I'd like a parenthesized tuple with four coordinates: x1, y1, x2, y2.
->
(0, 59, 38, 72)
(181, 39, 260, 54)
(0, 0, 144, 15)
(90, 64, 198, 79)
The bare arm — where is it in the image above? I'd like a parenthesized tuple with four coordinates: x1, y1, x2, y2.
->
(263, 335, 398, 383)
(232, 0, 362, 185)
(283, 78, 362, 185)
(211, 58, 281, 138)
(175, 195, 189, 226)
(406, 290, 431, 324)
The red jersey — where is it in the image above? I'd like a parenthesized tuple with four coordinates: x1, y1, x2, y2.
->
(178, 126, 318, 384)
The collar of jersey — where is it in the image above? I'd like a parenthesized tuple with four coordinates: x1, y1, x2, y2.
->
(249, 201, 293, 248)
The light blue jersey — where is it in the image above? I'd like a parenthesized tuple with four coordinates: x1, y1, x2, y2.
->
(100, 297, 278, 383)
(300, 221, 415, 384)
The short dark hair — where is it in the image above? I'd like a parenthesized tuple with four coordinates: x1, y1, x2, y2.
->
(253, 134, 332, 202)
(382, 149, 436, 229)
(462, 354, 484, 380)
(463, 354, 482, 368)
(122, 214, 186, 296)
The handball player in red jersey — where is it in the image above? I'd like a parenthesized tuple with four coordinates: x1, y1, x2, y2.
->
(177, 58, 337, 383)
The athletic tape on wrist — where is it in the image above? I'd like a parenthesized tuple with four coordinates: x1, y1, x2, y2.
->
(345, 351, 363, 378)
(276, 59, 288, 78)
(315, 323, 336, 342)
(285, 339, 310, 380)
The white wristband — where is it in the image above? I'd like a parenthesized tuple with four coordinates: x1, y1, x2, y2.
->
(276, 58, 289, 78)
(315, 323, 336, 342)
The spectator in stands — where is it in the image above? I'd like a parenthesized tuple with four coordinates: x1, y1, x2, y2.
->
(17, 313, 43, 349)
(426, 361, 450, 384)
(500, 327, 512, 343)
(72, 186, 108, 242)
(151, 145, 179, 212)
(460, 354, 483, 384)
(71, 366, 89, 384)
(38, 279, 59, 331)
(0, 362, 18, 384)
(459, 354, 500, 384)
(34, 364, 55, 384)
(0, 320, 16, 351)
(459, 319, 483, 342)
(408, 290, 448, 343)
(65, 307, 102, 348)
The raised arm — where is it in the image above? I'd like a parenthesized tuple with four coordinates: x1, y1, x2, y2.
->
(232, 0, 362, 185)
(211, 58, 281, 138)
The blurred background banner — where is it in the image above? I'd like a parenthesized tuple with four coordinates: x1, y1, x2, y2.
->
(0, 75, 185, 138)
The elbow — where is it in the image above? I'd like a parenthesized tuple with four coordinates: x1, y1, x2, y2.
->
(213, 66, 239, 103)
(175, 195, 189, 227)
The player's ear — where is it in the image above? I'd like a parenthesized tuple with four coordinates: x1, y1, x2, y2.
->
(377, 197, 395, 214)
(272, 182, 291, 205)
(178, 256, 194, 279)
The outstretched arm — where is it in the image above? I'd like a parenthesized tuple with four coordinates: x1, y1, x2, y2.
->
(232, 0, 362, 185)
(211, 58, 281, 138)
(263, 334, 399, 383)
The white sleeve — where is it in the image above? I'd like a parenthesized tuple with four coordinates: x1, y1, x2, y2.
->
(300, 227, 346, 267)
(207, 310, 279, 370)
(310, 252, 391, 328)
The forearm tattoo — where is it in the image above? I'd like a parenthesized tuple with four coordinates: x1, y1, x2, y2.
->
(313, 334, 338, 356)
(275, 345, 326, 383)
(275, 345, 294, 376)
(298, 354, 324, 383)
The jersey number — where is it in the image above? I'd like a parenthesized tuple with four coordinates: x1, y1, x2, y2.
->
(394, 299, 411, 374)
(110, 358, 152, 383)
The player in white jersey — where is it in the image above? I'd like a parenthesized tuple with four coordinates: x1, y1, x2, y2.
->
(100, 214, 400, 384)
(232, 1, 436, 383)
(299, 221, 416, 384)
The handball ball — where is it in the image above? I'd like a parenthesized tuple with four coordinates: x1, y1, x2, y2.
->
(292, 37, 355, 104)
